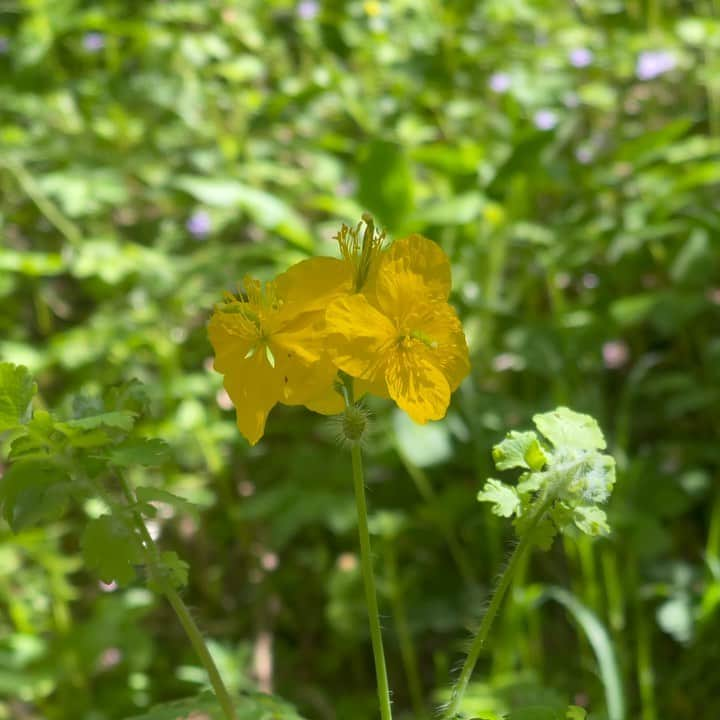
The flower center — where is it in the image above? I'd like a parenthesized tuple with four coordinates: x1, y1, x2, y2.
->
(397, 330, 438, 350)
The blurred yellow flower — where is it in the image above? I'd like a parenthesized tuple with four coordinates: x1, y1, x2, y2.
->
(208, 262, 347, 445)
(325, 235, 470, 424)
(482, 202, 505, 227)
(363, 1, 382, 18)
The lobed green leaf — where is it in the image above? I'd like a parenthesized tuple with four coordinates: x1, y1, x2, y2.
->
(108, 438, 171, 467)
(0, 363, 37, 432)
(492, 431, 547, 472)
(0, 459, 73, 531)
(533, 407, 606, 451)
(81, 514, 144, 585)
(478, 480, 521, 518)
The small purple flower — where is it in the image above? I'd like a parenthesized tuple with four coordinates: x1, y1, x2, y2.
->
(83, 32, 105, 52)
(186, 210, 212, 239)
(582, 272, 599, 289)
(297, 0, 319, 20)
(489, 72, 511, 94)
(636, 50, 675, 80)
(534, 109, 558, 131)
(602, 340, 629, 369)
(0, 37, 9, 55)
(569, 47, 593, 68)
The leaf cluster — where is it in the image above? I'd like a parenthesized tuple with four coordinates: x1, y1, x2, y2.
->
(0, 364, 190, 589)
(478, 407, 616, 549)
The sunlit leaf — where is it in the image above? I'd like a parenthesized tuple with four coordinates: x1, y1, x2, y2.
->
(0, 363, 36, 431)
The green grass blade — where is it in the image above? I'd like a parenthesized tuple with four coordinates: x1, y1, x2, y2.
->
(540, 586, 625, 720)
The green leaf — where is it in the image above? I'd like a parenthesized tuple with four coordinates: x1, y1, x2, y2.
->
(565, 708, 587, 720)
(541, 587, 625, 720)
(175, 176, 313, 250)
(533, 407, 606, 451)
(413, 192, 484, 226)
(124, 690, 308, 719)
(517, 471, 546, 495)
(0, 459, 72, 531)
(609, 293, 658, 327)
(393, 409, 452, 467)
(108, 438, 170, 467)
(135, 487, 197, 517)
(357, 140, 414, 231)
(81, 515, 144, 585)
(515, 513, 558, 551)
(148, 551, 189, 591)
(106, 379, 151, 415)
(8, 410, 57, 460)
(0, 363, 36, 431)
(478, 479, 521, 518)
(57, 411, 136, 434)
(492, 431, 547, 471)
(656, 594, 694, 643)
(509, 706, 566, 720)
(0, 250, 65, 276)
(572, 505, 610, 537)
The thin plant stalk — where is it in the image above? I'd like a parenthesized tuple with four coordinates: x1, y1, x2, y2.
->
(396, 449, 476, 587)
(117, 475, 237, 720)
(629, 554, 656, 720)
(351, 441, 394, 720)
(442, 492, 555, 719)
(385, 538, 425, 718)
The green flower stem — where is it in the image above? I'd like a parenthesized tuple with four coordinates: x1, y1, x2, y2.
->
(442, 491, 556, 719)
(351, 441, 393, 720)
(117, 475, 237, 720)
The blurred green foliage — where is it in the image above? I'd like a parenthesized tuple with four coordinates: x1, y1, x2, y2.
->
(1, 1, 720, 719)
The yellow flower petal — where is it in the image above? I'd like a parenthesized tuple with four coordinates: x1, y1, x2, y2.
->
(221, 347, 284, 446)
(385, 343, 451, 423)
(379, 234, 452, 302)
(207, 310, 257, 375)
(412, 302, 470, 392)
(356, 376, 390, 400)
(275, 311, 327, 364)
(373, 269, 432, 328)
(325, 294, 395, 382)
(280, 353, 344, 414)
(274, 256, 351, 315)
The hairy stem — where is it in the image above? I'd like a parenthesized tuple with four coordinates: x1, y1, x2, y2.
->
(442, 492, 556, 719)
(350, 442, 393, 720)
(117, 475, 237, 720)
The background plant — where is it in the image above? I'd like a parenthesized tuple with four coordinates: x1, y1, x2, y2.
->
(1, 1, 719, 719)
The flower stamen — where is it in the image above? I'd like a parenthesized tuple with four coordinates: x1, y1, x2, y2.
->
(335, 213, 385, 292)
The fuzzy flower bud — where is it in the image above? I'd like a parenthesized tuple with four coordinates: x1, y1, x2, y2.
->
(341, 404, 369, 444)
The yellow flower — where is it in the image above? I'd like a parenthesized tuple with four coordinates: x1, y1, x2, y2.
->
(325, 235, 470, 424)
(363, 0, 382, 18)
(208, 218, 388, 444)
(208, 262, 347, 445)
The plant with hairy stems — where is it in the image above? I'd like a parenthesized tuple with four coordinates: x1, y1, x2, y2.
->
(442, 407, 616, 720)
